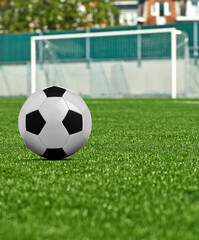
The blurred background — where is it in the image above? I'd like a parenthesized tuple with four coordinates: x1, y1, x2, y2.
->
(0, 0, 199, 97)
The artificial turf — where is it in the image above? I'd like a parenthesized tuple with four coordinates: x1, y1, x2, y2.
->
(1, 98, 199, 240)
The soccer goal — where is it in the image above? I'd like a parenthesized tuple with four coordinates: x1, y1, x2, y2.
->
(30, 28, 189, 98)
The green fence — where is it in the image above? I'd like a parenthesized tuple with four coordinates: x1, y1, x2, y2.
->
(0, 22, 197, 64)
(38, 33, 172, 63)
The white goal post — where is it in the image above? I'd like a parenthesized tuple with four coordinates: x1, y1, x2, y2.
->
(30, 28, 184, 99)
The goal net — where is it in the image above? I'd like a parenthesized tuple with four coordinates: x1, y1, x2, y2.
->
(31, 28, 189, 98)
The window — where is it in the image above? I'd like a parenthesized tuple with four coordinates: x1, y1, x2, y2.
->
(151, 1, 171, 17)
(164, 2, 171, 16)
(151, 2, 159, 16)
(192, 0, 197, 6)
(180, 0, 186, 16)
(160, 2, 164, 16)
(191, 0, 199, 15)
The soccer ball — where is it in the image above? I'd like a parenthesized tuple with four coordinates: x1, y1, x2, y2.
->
(18, 86, 92, 159)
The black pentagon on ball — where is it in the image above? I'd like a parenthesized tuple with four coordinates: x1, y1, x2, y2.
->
(43, 148, 67, 160)
(62, 110, 83, 135)
(26, 110, 46, 135)
(43, 86, 66, 97)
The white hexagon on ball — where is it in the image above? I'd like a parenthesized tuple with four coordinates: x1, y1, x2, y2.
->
(18, 86, 92, 159)
(39, 97, 69, 148)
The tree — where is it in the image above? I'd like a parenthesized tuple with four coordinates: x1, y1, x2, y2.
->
(0, 0, 119, 33)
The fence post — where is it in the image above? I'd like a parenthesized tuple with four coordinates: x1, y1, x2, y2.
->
(86, 28, 91, 69)
(137, 25, 142, 67)
(193, 21, 198, 65)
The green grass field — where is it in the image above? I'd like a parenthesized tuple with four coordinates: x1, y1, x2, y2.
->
(1, 98, 199, 240)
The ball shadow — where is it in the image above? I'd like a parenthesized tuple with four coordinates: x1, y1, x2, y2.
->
(23, 157, 78, 161)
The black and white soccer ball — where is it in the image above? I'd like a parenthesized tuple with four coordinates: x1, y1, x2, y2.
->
(18, 86, 92, 159)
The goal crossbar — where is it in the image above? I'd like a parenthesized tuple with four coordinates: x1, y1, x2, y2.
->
(31, 28, 180, 98)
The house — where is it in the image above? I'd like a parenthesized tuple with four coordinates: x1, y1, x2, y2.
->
(114, 1, 139, 25)
(114, 0, 199, 25)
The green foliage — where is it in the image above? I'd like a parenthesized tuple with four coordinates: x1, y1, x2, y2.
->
(0, 0, 119, 33)
(1, 98, 199, 239)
